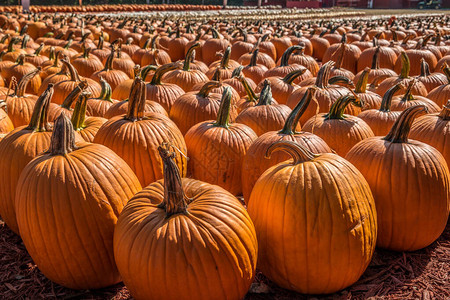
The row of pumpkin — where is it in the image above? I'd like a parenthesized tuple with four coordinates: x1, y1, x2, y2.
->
(0, 11, 448, 299)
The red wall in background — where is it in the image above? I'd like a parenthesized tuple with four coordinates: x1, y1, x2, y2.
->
(372, 0, 403, 8)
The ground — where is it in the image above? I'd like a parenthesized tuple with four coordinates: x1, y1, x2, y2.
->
(0, 218, 448, 299)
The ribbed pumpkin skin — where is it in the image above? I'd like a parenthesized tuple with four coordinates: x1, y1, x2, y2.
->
(0, 109, 14, 133)
(248, 154, 377, 294)
(16, 142, 142, 289)
(94, 113, 187, 187)
(185, 122, 257, 195)
(5, 95, 38, 127)
(346, 138, 450, 251)
(76, 117, 107, 143)
(302, 114, 375, 157)
(146, 83, 184, 113)
(235, 105, 292, 136)
(358, 110, 401, 136)
(0, 128, 52, 234)
(105, 100, 168, 119)
(410, 114, 449, 168)
(114, 178, 258, 300)
(86, 98, 119, 118)
(242, 132, 332, 203)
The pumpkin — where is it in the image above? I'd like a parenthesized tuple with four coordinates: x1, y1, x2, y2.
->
(256, 68, 306, 105)
(71, 45, 104, 78)
(416, 58, 447, 92)
(323, 34, 361, 74)
(410, 100, 450, 168)
(241, 88, 332, 202)
(71, 90, 107, 142)
(1, 67, 39, 127)
(47, 80, 88, 122)
(40, 49, 63, 79)
(169, 81, 235, 135)
(91, 35, 112, 63)
(111, 64, 147, 101)
(236, 74, 259, 113)
(202, 27, 230, 66)
(0, 84, 54, 234)
(166, 29, 189, 61)
(310, 32, 330, 61)
(357, 39, 398, 72)
(140, 35, 171, 66)
(94, 76, 187, 187)
(2, 54, 41, 94)
(112, 43, 136, 78)
(287, 43, 319, 76)
(427, 63, 450, 107)
(238, 39, 276, 70)
(0, 102, 13, 134)
(85, 77, 119, 117)
(267, 45, 312, 82)
(185, 87, 257, 195)
(248, 140, 377, 294)
(91, 47, 130, 91)
(222, 66, 257, 98)
(354, 46, 397, 85)
(242, 49, 268, 85)
(236, 80, 293, 136)
(353, 68, 382, 111)
(376, 51, 427, 97)
(346, 105, 449, 251)
(145, 63, 184, 112)
(15, 112, 142, 289)
(163, 43, 208, 92)
(358, 83, 402, 136)
(286, 61, 348, 125)
(230, 28, 254, 61)
(114, 144, 257, 300)
(24, 43, 49, 67)
(390, 79, 440, 113)
(205, 46, 235, 80)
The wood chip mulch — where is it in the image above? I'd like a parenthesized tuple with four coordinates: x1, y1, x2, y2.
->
(0, 219, 448, 300)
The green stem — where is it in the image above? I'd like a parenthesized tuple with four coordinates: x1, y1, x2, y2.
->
(61, 56, 81, 82)
(325, 94, 358, 120)
(400, 79, 416, 102)
(103, 47, 115, 71)
(249, 48, 259, 67)
(7, 37, 19, 53)
(371, 46, 380, 70)
(384, 105, 428, 143)
(220, 46, 231, 69)
(400, 51, 410, 79)
(61, 81, 88, 109)
(26, 83, 54, 132)
(231, 65, 243, 78)
(419, 58, 430, 77)
(439, 100, 450, 120)
(379, 83, 402, 112)
(71, 91, 91, 131)
(183, 42, 199, 71)
(141, 64, 157, 81)
(34, 43, 44, 56)
(280, 45, 301, 67)
(280, 87, 316, 134)
(97, 77, 113, 102)
(150, 63, 180, 85)
(283, 68, 307, 85)
(214, 86, 233, 128)
(125, 76, 146, 121)
(354, 68, 370, 93)
(315, 61, 333, 88)
(239, 75, 257, 103)
(198, 81, 220, 98)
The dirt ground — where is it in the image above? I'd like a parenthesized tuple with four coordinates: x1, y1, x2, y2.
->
(0, 218, 448, 299)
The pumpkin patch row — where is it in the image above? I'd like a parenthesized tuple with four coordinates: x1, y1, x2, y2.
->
(0, 10, 448, 300)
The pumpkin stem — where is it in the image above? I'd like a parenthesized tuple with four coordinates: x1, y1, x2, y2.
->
(103, 47, 115, 71)
(71, 91, 91, 131)
(231, 65, 243, 78)
(21, 34, 30, 49)
(355, 68, 370, 93)
(315, 61, 333, 88)
(16, 54, 25, 65)
(371, 46, 380, 70)
(280, 87, 316, 135)
(400, 79, 416, 102)
(384, 105, 428, 143)
(266, 140, 317, 164)
(237, 28, 248, 42)
(239, 75, 258, 103)
(157, 143, 189, 216)
(141, 64, 157, 81)
(328, 75, 354, 89)
(214, 86, 233, 128)
(442, 63, 450, 84)
(334, 42, 346, 69)
(150, 62, 180, 86)
(280, 45, 301, 67)
(325, 94, 360, 120)
(150, 35, 158, 50)
(282, 68, 307, 85)
(97, 77, 113, 102)
(438, 100, 450, 120)
(379, 83, 402, 112)
(183, 42, 199, 71)
(399, 51, 410, 79)
(211, 27, 220, 39)
(97, 35, 104, 50)
(419, 58, 431, 77)
(7, 37, 20, 53)
(61, 55, 81, 82)
(81, 45, 91, 59)
(26, 83, 54, 132)
(34, 43, 44, 56)
(257, 80, 273, 106)
(220, 46, 231, 69)
(198, 81, 220, 98)
(249, 48, 259, 67)
(48, 112, 77, 155)
(61, 80, 88, 109)
(125, 76, 146, 121)
(15, 67, 41, 97)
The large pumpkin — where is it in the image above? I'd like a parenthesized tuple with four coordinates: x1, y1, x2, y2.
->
(114, 144, 257, 300)
(346, 105, 449, 251)
(16, 112, 142, 289)
(248, 140, 377, 294)
(0, 84, 54, 234)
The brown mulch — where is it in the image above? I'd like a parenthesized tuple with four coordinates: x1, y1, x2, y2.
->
(0, 219, 448, 300)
